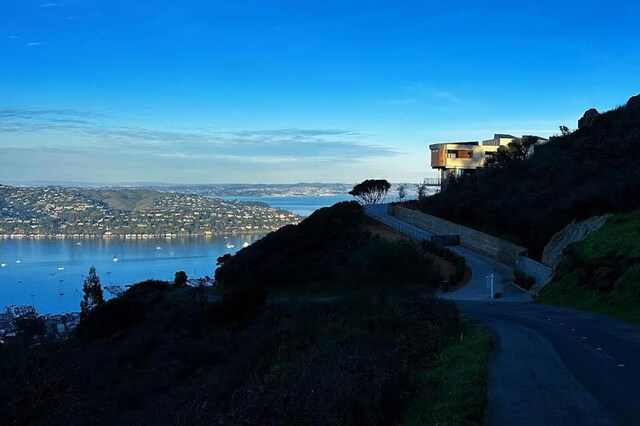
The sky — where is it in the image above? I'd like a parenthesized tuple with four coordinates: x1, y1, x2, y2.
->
(1, 0, 639, 184)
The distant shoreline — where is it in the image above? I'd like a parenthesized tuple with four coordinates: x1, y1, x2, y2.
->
(0, 230, 274, 240)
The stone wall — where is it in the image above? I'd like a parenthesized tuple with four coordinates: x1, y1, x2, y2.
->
(389, 205, 527, 268)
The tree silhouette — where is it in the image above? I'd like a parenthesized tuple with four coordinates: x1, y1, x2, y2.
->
(80, 266, 104, 321)
(397, 183, 407, 202)
(174, 271, 188, 288)
(349, 179, 391, 205)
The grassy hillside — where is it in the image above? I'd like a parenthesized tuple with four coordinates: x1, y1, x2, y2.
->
(0, 202, 489, 425)
(538, 209, 640, 324)
(419, 94, 640, 259)
(81, 188, 161, 211)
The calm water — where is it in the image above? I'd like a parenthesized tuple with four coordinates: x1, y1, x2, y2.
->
(0, 195, 353, 314)
(0, 235, 265, 314)
(217, 194, 353, 216)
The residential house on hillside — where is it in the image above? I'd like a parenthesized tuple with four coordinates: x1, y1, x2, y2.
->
(429, 133, 548, 183)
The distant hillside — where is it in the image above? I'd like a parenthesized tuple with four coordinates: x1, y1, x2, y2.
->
(81, 188, 161, 211)
(420, 94, 640, 259)
(0, 185, 300, 237)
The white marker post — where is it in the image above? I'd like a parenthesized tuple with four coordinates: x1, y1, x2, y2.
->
(486, 274, 495, 299)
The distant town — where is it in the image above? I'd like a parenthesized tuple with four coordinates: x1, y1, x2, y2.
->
(3, 182, 356, 198)
(0, 184, 301, 239)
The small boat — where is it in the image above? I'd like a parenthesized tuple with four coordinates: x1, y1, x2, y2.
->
(15, 259, 22, 264)
(57, 267, 65, 271)
(106, 271, 112, 275)
(242, 242, 250, 248)
(226, 243, 234, 249)
(0, 263, 6, 268)
(156, 246, 162, 250)
(58, 279, 64, 283)
(75, 242, 82, 246)
(112, 257, 119, 262)
(59, 292, 64, 296)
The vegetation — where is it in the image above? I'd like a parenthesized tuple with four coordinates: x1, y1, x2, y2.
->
(403, 323, 491, 426)
(421, 240, 466, 287)
(80, 266, 105, 321)
(0, 201, 484, 425)
(538, 209, 640, 324)
(349, 179, 391, 204)
(513, 269, 536, 291)
(419, 95, 640, 259)
(483, 136, 539, 169)
(397, 183, 408, 202)
(174, 270, 188, 288)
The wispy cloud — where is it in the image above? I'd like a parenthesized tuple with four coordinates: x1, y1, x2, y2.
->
(8, 35, 20, 40)
(40, 3, 59, 8)
(25, 42, 44, 47)
(0, 107, 399, 165)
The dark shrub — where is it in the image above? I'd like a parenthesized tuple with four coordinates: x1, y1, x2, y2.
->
(513, 269, 536, 291)
(421, 240, 466, 285)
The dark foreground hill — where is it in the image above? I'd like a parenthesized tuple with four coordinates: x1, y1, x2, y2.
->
(420, 94, 640, 259)
(0, 202, 489, 425)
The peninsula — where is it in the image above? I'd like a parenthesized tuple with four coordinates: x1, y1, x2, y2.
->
(0, 185, 301, 238)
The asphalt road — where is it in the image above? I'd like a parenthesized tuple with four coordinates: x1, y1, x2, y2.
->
(365, 204, 640, 425)
(458, 301, 640, 426)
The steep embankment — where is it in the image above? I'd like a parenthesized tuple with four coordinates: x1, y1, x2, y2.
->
(421, 94, 640, 260)
(538, 208, 640, 324)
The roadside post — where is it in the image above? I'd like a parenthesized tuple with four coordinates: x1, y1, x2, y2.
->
(486, 274, 495, 299)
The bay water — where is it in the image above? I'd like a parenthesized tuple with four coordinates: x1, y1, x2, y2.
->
(0, 195, 352, 314)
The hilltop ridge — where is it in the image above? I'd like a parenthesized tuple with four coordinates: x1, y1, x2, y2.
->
(420, 93, 640, 259)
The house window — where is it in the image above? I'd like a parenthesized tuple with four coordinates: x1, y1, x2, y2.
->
(447, 150, 458, 158)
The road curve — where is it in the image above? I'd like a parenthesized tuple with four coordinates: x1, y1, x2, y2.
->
(443, 249, 640, 426)
(458, 301, 640, 426)
(364, 205, 640, 425)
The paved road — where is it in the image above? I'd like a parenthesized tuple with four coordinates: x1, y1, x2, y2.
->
(458, 301, 640, 426)
(366, 205, 640, 425)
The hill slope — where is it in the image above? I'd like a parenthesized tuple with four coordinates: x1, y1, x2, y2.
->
(538, 208, 640, 323)
(420, 94, 640, 259)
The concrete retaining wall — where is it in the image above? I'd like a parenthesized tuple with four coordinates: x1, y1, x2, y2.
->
(389, 205, 527, 268)
(516, 256, 553, 285)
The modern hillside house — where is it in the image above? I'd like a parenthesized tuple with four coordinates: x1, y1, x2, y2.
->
(429, 134, 547, 183)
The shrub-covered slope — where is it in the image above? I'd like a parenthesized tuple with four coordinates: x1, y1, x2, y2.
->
(420, 94, 640, 259)
(0, 202, 485, 425)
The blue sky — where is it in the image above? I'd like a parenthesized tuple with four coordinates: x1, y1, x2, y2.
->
(1, 0, 639, 184)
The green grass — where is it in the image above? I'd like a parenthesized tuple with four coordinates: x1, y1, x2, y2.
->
(538, 209, 640, 325)
(577, 210, 640, 261)
(538, 269, 640, 325)
(402, 323, 491, 426)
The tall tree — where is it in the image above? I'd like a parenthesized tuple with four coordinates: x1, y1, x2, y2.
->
(483, 136, 539, 169)
(397, 183, 407, 202)
(416, 182, 428, 201)
(349, 179, 391, 205)
(174, 270, 188, 288)
(80, 266, 105, 321)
